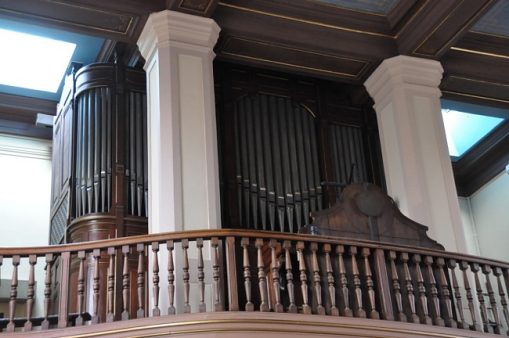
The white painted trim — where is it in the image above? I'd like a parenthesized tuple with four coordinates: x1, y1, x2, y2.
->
(0, 133, 52, 160)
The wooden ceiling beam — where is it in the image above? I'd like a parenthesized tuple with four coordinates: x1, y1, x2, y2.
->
(396, 0, 496, 59)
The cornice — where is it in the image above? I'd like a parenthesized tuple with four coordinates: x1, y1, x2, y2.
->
(137, 9, 220, 63)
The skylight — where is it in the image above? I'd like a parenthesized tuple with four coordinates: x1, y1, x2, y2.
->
(0, 28, 76, 93)
(441, 109, 504, 157)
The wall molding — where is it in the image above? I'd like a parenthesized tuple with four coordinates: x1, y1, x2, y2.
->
(0, 134, 52, 160)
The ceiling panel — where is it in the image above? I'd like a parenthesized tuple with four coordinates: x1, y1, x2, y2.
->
(471, 0, 509, 37)
(310, 0, 399, 15)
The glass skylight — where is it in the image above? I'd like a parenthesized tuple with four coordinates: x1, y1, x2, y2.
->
(0, 28, 76, 93)
(441, 109, 504, 157)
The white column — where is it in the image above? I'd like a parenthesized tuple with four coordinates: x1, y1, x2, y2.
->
(137, 10, 221, 314)
(137, 10, 221, 233)
(364, 55, 467, 253)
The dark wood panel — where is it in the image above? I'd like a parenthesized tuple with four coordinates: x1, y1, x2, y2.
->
(220, 36, 369, 80)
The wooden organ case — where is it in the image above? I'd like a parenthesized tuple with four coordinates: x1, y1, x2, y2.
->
(215, 62, 386, 233)
(49, 62, 148, 320)
(50, 62, 148, 244)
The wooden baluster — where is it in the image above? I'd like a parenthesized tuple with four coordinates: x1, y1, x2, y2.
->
(226, 237, 239, 311)
(424, 256, 443, 326)
(121, 245, 130, 320)
(75, 251, 86, 325)
(482, 265, 500, 334)
(167, 240, 176, 315)
(197, 238, 206, 312)
(211, 237, 223, 311)
(41, 254, 53, 330)
(413, 254, 432, 325)
(389, 251, 406, 322)
(91, 249, 100, 324)
(270, 239, 283, 312)
(494, 267, 509, 335)
(362, 248, 379, 319)
(297, 241, 311, 314)
(241, 238, 254, 311)
(448, 260, 464, 329)
(136, 243, 145, 318)
(23, 255, 36, 331)
(152, 242, 161, 316)
(58, 251, 71, 328)
(256, 238, 269, 312)
(181, 239, 191, 313)
(311, 242, 325, 315)
(283, 240, 297, 313)
(106, 247, 115, 322)
(436, 258, 456, 328)
(337, 245, 352, 317)
(401, 252, 419, 323)
(350, 246, 366, 318)
(460, 261, 482, 332)
(324, 244, 338, 316)
(6, 255, 20, 332)
(472, 263, 489, 332)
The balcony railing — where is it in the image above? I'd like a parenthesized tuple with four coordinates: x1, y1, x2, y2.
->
(0, 229, 508, 335)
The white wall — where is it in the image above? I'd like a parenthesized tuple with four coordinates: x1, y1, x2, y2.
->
(0, 133, 52, 317)
(458, 170, 509, 262)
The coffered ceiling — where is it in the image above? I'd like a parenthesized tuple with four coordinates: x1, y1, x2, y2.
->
(0, 0, 508, 195)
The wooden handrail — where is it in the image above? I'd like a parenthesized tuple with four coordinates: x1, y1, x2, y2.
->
(0, 229, 508, 268)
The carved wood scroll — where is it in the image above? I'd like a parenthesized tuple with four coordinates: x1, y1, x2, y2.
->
(305, 183, 444, 250)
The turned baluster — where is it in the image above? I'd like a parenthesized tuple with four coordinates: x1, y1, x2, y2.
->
(41, 253, 53, 330)
(324, 244, 338, 316)
(389, 251, 406, 322)
(121, 245, 130, 320)
(197, 238, 206, 312)
(167, 240, 176, 315)
(23, 255, 36, 331)
(424, 256, 443, 326)
(152, 242, 161, 316)
(241, 238, 254, 311)
(91, 249, 101, 324)
(182, 239, 191, 313)
(413, 254, 432, 325)
(401, 252, 419, 323)
(283, 240, 297, 313)
(448, 260, 464, 329)
(362, 248, 379, 319)
(256, 238, 269, 312)
(436, 258, 456, 328)
(350, 246, 366, 318)
(211, 237, 223, 311)
(311, 242, 325, 315)
(136, 243, 145, 318)
(460, 261, 482, 332)
(6, 255, 20, 332)
(482, 265, 500, 334)
(337, 245, 352, 317)
(296, 241, 311, 314)
(106, 247, 115, 322)
(472, 263, 489, 332)
(270, 239, 283, 312)
(494, 267, 509, 335)
(75, 251, 86, 325)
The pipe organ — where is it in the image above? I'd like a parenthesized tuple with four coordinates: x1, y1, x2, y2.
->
(50, 62, 148, 245)
(216, 63, 385, 233)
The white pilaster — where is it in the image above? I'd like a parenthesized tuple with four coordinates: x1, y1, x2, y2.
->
(364, 55, 467, 253)
(138, 10, 220, 314)
(137, 10, 221, 234)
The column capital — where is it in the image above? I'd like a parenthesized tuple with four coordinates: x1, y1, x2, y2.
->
(364, 55, 443, 104)
(138, 10, 220, 63)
